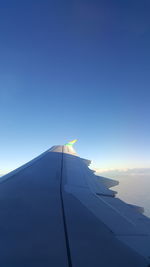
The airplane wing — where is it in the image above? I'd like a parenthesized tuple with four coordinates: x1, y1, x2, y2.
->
(0, 143, 150, 267)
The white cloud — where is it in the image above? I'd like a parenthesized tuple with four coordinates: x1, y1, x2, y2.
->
(92, 168, 150, 177)
(0, 169, 12, 177)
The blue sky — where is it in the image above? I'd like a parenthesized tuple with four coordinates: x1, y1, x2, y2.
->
(0, 0, 150, 174)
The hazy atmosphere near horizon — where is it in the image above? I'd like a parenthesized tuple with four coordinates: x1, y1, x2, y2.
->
(0, 1, 150, 214)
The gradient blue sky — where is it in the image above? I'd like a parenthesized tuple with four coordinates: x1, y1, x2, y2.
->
(0, 0, 150, 174)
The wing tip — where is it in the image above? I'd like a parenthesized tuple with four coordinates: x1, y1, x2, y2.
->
(65, 139, 78, 146)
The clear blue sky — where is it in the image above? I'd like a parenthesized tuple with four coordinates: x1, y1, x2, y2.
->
(0, 0, 150, 173)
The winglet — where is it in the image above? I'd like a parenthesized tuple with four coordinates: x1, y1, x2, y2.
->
(65, 139, 77, 146)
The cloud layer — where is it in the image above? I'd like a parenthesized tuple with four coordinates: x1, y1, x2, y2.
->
(93, 168, 150, 178)
(94, 168, 150, 218)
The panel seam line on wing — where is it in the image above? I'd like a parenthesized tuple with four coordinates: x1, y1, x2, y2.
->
(60, 146, 73, 267)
